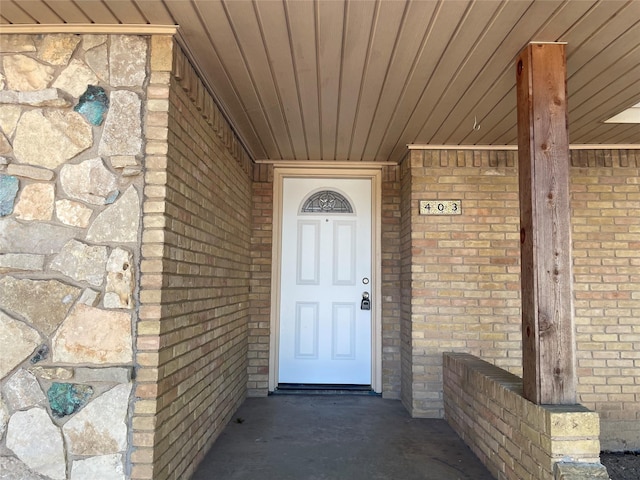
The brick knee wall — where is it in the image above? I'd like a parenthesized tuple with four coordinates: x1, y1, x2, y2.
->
(443, 353, 604, 480)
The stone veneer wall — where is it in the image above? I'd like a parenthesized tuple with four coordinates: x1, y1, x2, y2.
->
(403, 148, 640, 451)
(132, 41, 252, 480)
(0, 33, 150, 479)
(443, 353, 608, 480)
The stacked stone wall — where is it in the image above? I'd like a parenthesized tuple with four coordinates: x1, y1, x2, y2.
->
(0, 33, 148, 479)
(133, 42, 252, 480)
(404, 148, 640, 451)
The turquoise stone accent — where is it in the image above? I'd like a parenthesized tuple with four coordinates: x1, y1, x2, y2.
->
(74, 85, 109, 126)
(105, 189, 120, 205)
(47, 383, 94, 418)
(0, 175, 19, 216)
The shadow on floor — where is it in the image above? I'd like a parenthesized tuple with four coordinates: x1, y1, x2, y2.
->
(192, 395, 495, 480)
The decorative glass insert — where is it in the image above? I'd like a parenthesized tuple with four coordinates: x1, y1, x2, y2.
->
(301, 190, 353, 213)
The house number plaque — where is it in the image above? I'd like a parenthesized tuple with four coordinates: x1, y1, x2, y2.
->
(419, 200, 461, 215)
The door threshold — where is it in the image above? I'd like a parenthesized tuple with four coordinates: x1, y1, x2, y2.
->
(271, 383, 379, 396)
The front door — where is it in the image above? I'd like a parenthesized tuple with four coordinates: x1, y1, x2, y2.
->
(278, 177, 372, 385)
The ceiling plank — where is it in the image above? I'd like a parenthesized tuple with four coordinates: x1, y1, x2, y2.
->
(362, 0, 440, 161)
(0, 1, 39, 23)
(567, 13, 640, 119)
(2, 0, 637, 159)
(479, 69, 640, 147)
(73, 0, 120, 23)
(334, 0, 376, 161)
(571, 74, 640, 141)
(42, 0, 92, 23)
(253, 0, 308, 159)
(597, 123, 639, 144)
(383, 0, 477, 163)
(189, 0, 277, 158)
(570, 49, 640, 126)
(413, 0, 505, 144)
(103, 0, 149, 24)
(434, 0, 593, 145)
(473, 1, 640, 147)
(563, 0, 638, 76)
(316, 0, 345, 160)
(165, 0, 268, 159)
(284, 0, 321, 159)
(132, 0, 176, 25)
(446, 1, 568, 146)
(579, 122, 624, 145)
(16, 0, 63, 23)
(223, 0, 294, 159)
(347, 0, 407, 161)
(479, 90, 517, 146)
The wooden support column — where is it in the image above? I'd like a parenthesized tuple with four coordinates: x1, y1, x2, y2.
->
(516, 43, 576, 405)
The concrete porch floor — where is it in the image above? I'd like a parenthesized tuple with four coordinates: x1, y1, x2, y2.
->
(191, 395, 495, 480)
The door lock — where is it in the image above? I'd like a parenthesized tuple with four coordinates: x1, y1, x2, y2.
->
(361, 291, 371, 311)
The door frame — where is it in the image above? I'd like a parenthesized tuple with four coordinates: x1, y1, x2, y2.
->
(269, 165, 383, 393)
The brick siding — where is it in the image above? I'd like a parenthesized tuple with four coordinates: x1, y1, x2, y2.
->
(135, 41, 251, 480)
(402, 149, 522, 417)
(571, 154, 640, 450)
(404, 148, 640, 450)
(247, 163, 274, 396)
(381, 165, 402, 398)
(400, 155, 415, 411)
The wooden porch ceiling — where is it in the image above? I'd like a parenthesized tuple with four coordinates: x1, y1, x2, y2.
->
(1, 0, 639, 163)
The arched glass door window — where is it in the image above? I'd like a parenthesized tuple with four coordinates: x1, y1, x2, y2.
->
(300, 190, 353, 214)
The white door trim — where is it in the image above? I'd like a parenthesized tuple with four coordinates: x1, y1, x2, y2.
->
(269, 166, 383, 393)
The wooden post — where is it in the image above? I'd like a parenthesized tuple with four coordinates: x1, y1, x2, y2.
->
(516, 43, 576, 405)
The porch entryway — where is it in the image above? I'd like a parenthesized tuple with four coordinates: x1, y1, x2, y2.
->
(278, 177, 372, 385)
(191, 395, 494, 480)
(269, 169, 384, 393)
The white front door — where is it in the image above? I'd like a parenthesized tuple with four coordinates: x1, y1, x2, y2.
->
(278, 177, 372, 385)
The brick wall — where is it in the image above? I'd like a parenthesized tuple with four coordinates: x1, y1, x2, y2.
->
(400, 157, 415, 411)
(135, 41, 252, 480)
(381, 165, 402, 398)
(247, 163, 274, 396)
(404, 147, 640, 451)
(444, 353, 605, 480)
(571, 155, 640, 451)
(402, 149, 522, 417)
